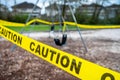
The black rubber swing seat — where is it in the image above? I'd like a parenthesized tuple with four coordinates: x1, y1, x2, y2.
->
(54, 34, 67, 46)
(54, 38, 62, 46)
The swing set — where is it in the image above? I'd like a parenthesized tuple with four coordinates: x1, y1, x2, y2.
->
(11, 0, 88, 53)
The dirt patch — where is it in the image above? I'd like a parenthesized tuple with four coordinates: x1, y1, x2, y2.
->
(0, 30, 120, 80)
(0, 41, 79, 80)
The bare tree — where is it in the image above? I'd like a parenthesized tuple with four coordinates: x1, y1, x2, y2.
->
(13, 0, 17, 14)
(91, 0, 110, 24)
(56, 0, 88, 18)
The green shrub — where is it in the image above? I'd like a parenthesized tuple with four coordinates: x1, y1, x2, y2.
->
(11, 14, 29, 23)
(75, 13, 91, 24)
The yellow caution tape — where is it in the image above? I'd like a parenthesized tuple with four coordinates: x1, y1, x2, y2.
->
(26, 19, 36, 26)
(0, 19, 59, 27)
(35, 19, 51, 25)
(26, 18, 59, 25)
(79, 24, 120, 29)
(64, 21, 120, 29)
(0, 20, 25, 27)
(0, 25, 120, 80)
(26, 19, 50, 25)
(1, 19, 120, 29)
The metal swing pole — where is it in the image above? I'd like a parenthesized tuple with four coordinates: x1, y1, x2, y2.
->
(57, 1, 64, 36)
(10, 0, 40, 52)
(49, 0, 56, 38)
(52, 1, 68, 46)
(24, 0, 40, 27)
(50, 0, 55, 24)
(67, 0, 88, 53)
(55, 1, 70, 38)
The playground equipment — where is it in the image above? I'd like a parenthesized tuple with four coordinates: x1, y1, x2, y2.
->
(10, 0, 40, 51)
(10, 0, 88, 53)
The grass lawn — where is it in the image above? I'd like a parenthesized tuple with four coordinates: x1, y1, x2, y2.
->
(6, 25, 51, 32)
(6, 24, 78, 33)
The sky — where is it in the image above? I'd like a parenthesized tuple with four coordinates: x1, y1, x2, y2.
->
(0, 0, 49, 13)
(1, 0, 120, 7)
(0, 0, 49, 8)
(0, 0, 120, 12)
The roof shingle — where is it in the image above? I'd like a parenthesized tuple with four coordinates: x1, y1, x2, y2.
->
(12, 2, 41, 9)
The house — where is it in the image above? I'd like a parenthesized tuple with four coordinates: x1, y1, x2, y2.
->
(45, 3, 73, 17)
(0, 4, 8, 12)
(76, 3, 107, 19)
(0, 4, 9, 19)
(76, 3, 120, 19)
(45, 3, 58, 17)
(76, 3, 103, 16)
(106, 4, 120, 18)
(11, 2, 41, 16)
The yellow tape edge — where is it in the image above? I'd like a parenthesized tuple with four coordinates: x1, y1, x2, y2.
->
(64, 21, 120, 29)
(0, 20, 25, 27)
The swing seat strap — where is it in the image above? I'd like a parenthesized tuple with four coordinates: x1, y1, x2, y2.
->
(62, 34, 67, 45)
